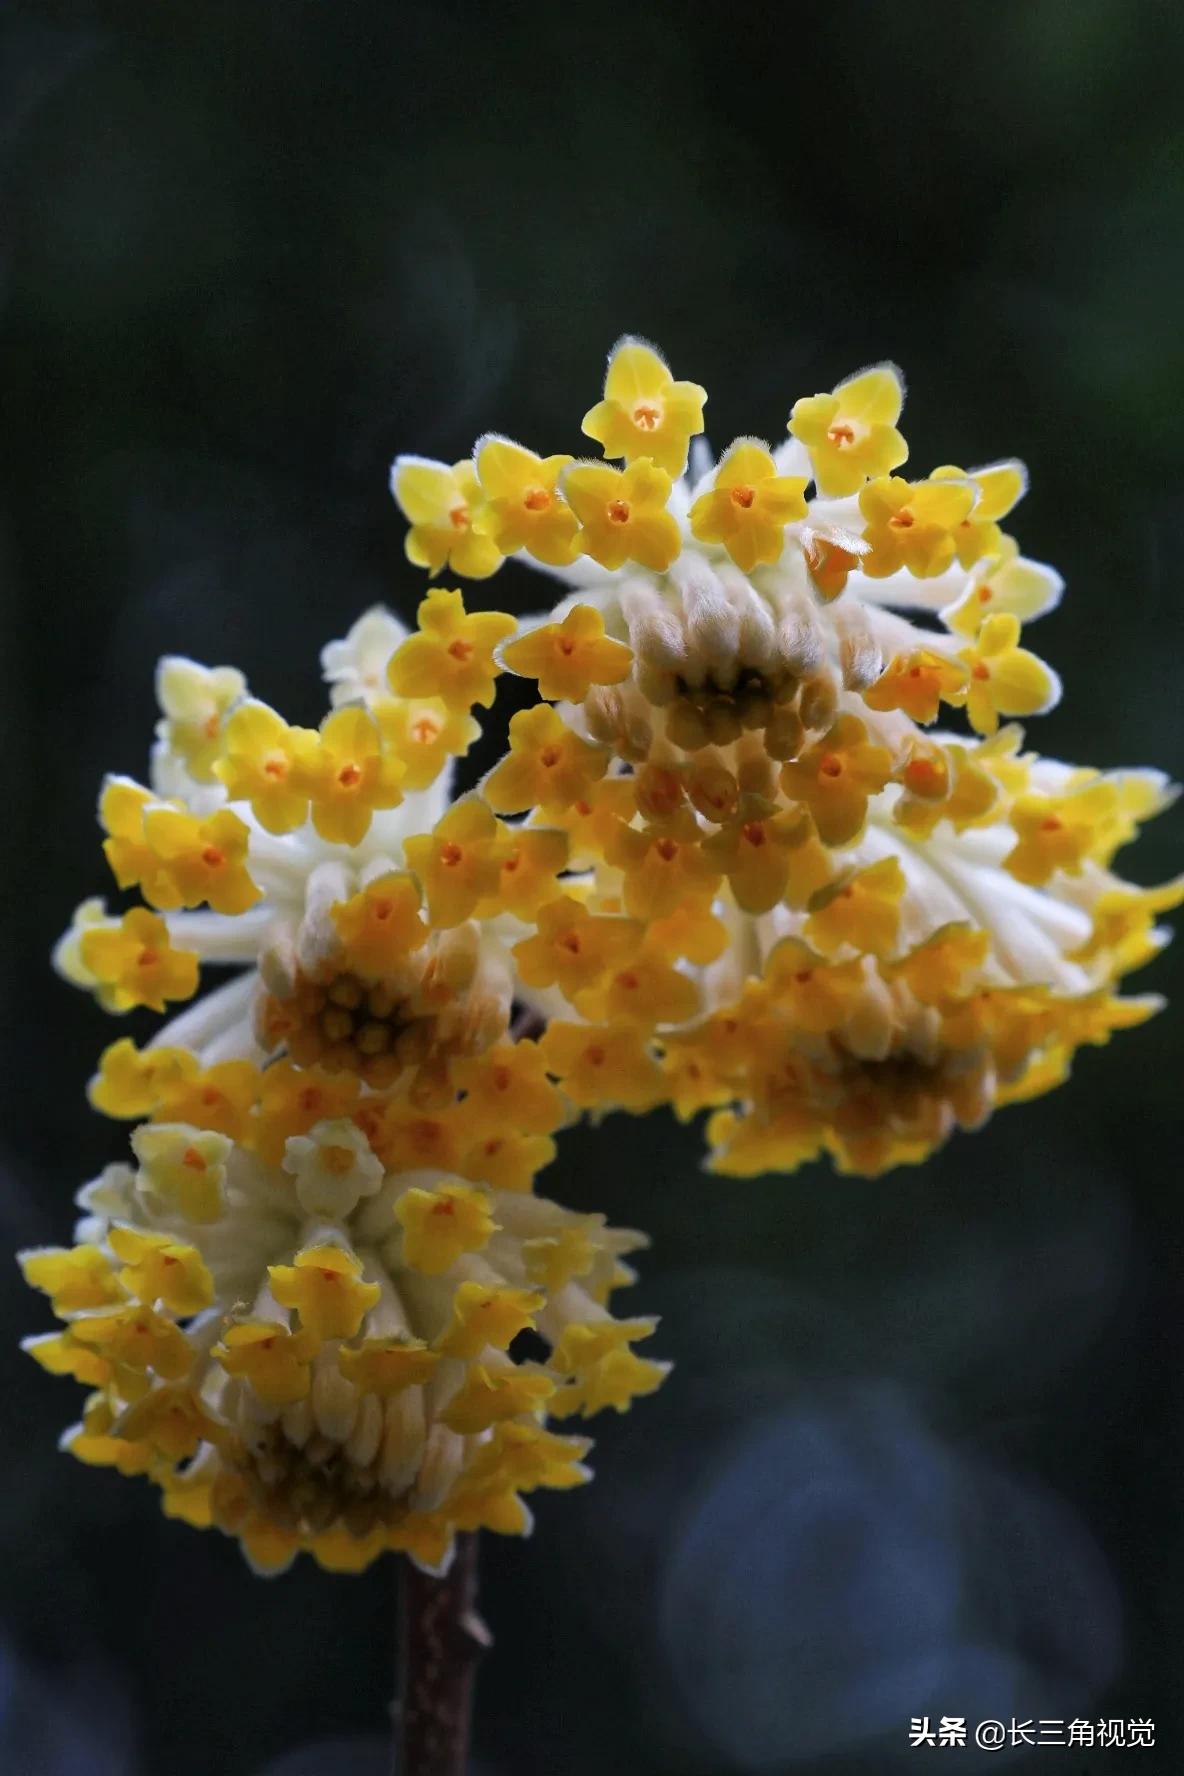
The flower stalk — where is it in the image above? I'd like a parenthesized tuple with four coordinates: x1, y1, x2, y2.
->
(397, 1534, 489, 1776)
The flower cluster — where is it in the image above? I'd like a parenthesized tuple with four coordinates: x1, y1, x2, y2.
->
(389, 337, 1178, 1177)
(30, 611, 668, 1575)
(23, 334, 1176, 1575)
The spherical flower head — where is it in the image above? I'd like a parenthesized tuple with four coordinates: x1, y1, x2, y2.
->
(371, 334, 1174, 1180)
(22, 1083, 666, 1576)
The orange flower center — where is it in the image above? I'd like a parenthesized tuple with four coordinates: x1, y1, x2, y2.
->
(523, 487, 551, 511)
(449, 504, 470, 530)
(730, 485, 756, 509)
(827, 422, 856, 446)
(818, 754, 844, 779)
(632, 402, 661, 430)
(439, 842, 464, 867)
(607, 499, 631, 524)
(337, 762, 362, 788)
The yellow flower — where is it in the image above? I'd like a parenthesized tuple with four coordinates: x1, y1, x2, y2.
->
(153, 658, 247, 783)
(255, 1062, 360, 1166)
(330, 872, 429, 978)
(472, 436, 580, 566)
(789, 363, 908, 496)
(581, 336, 706, 477)
(99, 778, 165, 897)
(862, 648, 968, 725)
(140, 806, 261, 914)
(689, 439, 808, 573)
(395, 1182, 498, 1275)
(117, 1384, 224, 1462)
(87, 1038, 198, 1119)
(933, 459, 1027, 567)
(492, 826, 570, 921)
(956, 613, 1059, 735)
(892, 740, 999, 838)
(604, 811, 722, 919)
(451, 1040, 567, 1136)
(391, 455, 503, 579)
(513, 895, 643, 1000)
(131, 1123, 232, 1223)
(108, 1227, 214, 1316)
(483, 704, 608, 814)
(1004, 782, 1120, 886)
(22, 1331, 113, 1389)
(563, 458, 681, 571)
(1070, 879, 1184, 976)
(549, 1319, 669, 1417)
(502, 604, 633, 703)
(440, 1362, 555, 1435)
(779, 715, 894, 846)
(761, 939, 872, 1033)
(574, 947, 701, 1028)
(435, 1282, 545, 1359)
(20, 1244, 123, 1314)
(387, 587, 516, 712)
(70, 1305, 194, 1382)
(456, 1129, 558, 1194)
(374, 696, 480, 791)
(805, 856, 906, 959)
(212, 700, 318, 833)
(303, 705, 405, 847)
(78, 907, 199, 1013)
(404, 796, 506, 927)
(152, 1061, 260, 1143)
(941, 550, 1063, 639)
(337, 1337, 441, 1395)
(215, 1321, 319, 1405)
(537, 1021, 666, 1112)
(268, 1244, 381, 1341)
(702, 801, 820, 915)
(860, 474, 977, 578)
(881, 924, 990, 1005)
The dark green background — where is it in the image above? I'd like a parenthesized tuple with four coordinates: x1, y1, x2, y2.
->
(0, 3, 1180, 1772)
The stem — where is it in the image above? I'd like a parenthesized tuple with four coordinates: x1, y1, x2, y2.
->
(395, 1533, 491, 1776)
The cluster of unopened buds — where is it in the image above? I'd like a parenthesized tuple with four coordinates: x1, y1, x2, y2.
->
(23, 338, 1176, 1575)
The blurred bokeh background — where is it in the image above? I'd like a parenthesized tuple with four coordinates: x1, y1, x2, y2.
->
(1, 3, 1181, 1772)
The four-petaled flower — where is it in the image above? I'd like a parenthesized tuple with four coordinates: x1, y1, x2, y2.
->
(391, 456, 502, 578)
(581, 336, 707, 477)
(689, 439, 808, 572)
